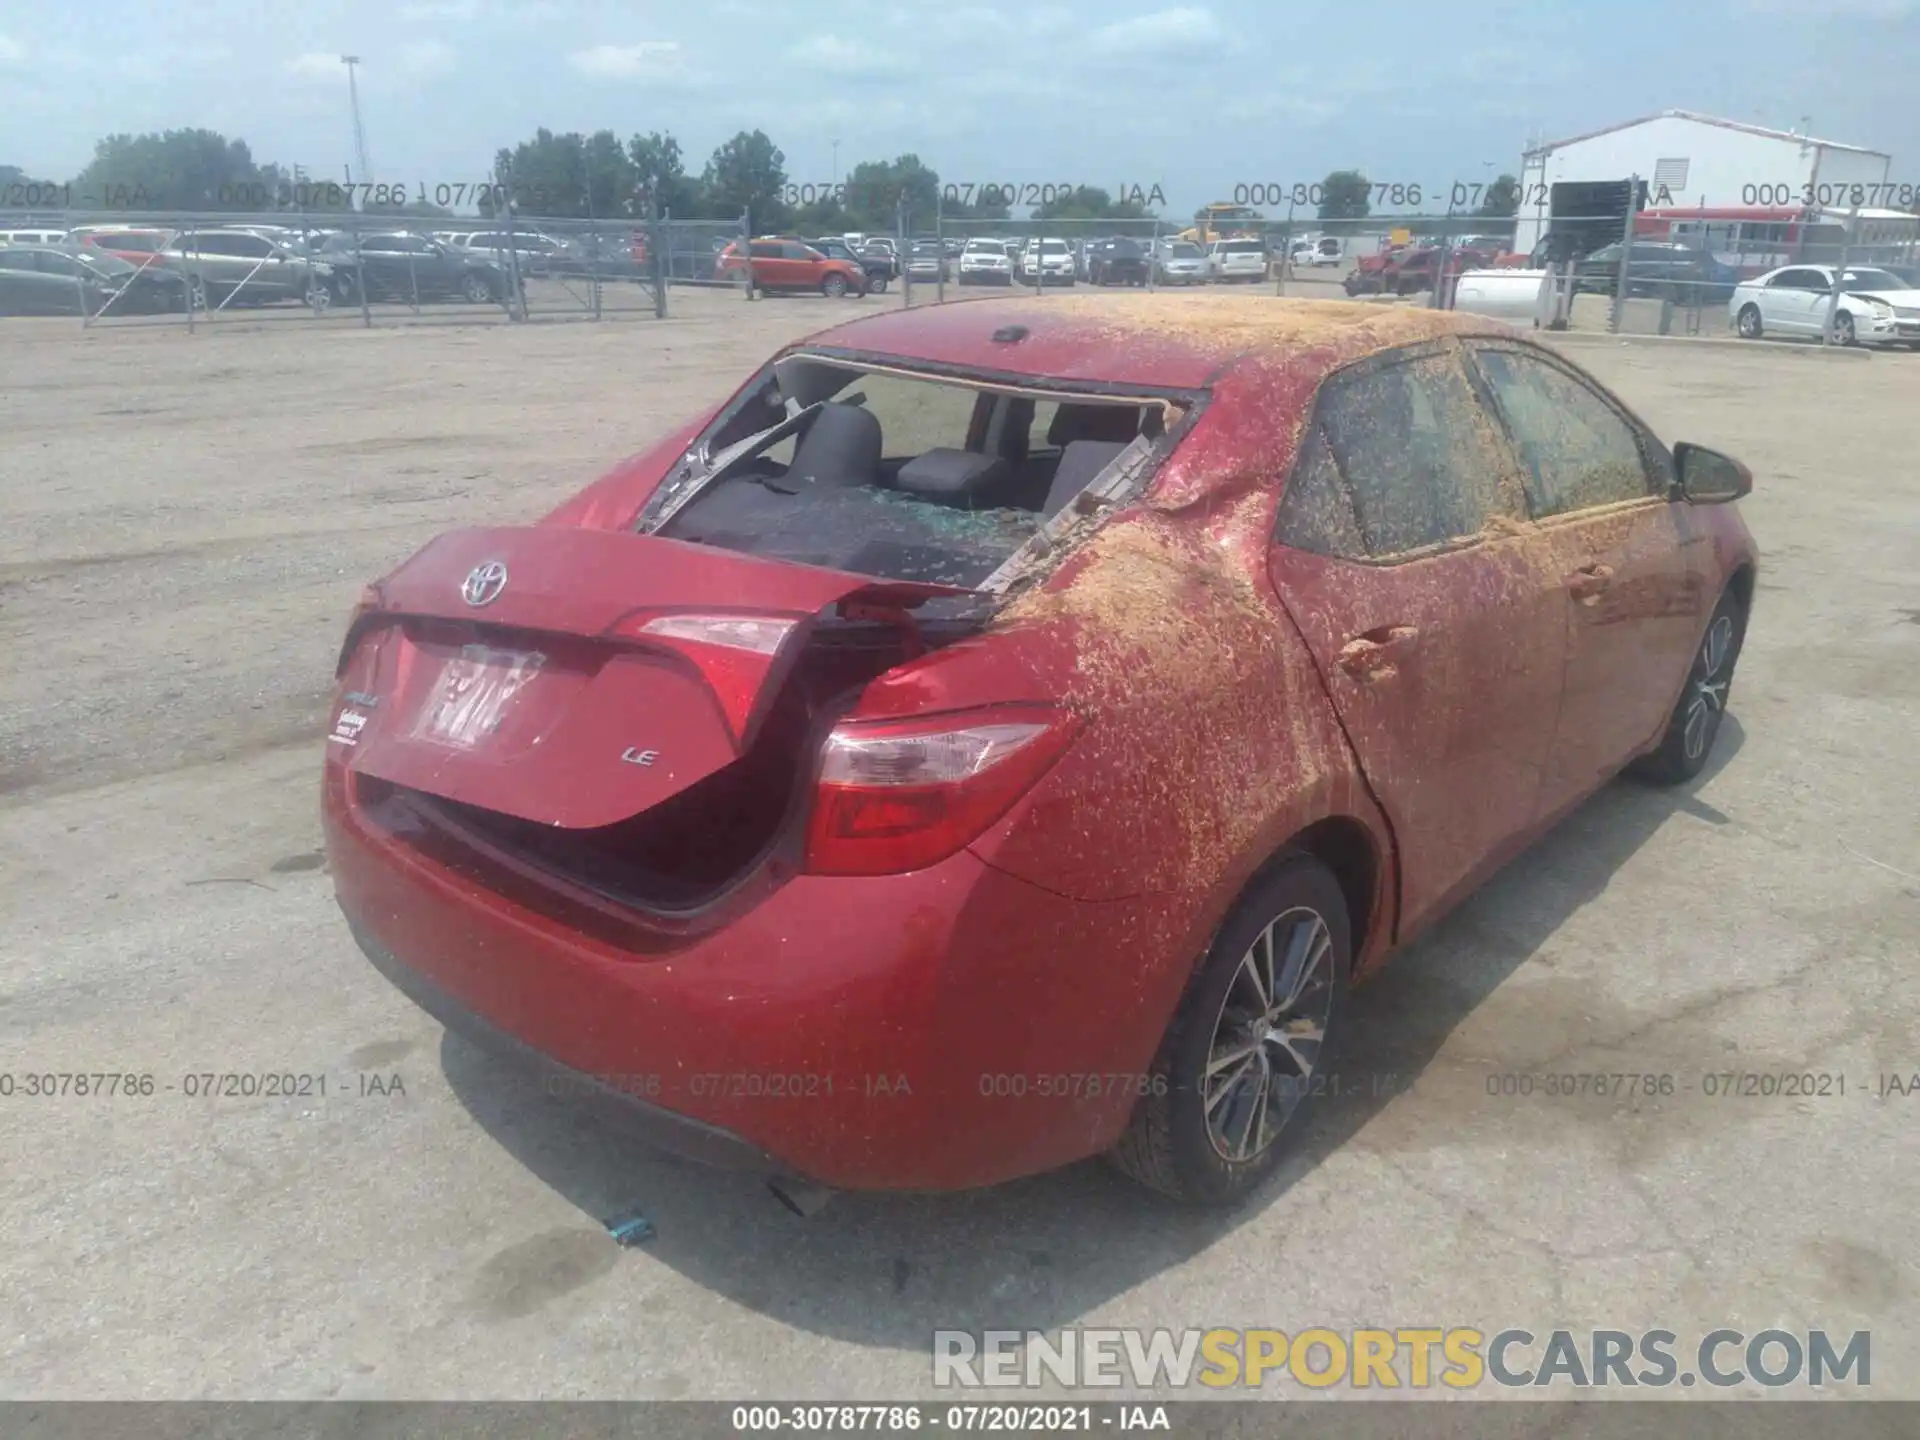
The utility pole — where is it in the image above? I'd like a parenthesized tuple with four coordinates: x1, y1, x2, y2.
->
(832, 138, 840, 188)
(341, 55, 372, 202)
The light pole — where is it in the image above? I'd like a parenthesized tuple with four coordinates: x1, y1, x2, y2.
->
(341, 55, 372, 200)
(832, 138, 840, 189)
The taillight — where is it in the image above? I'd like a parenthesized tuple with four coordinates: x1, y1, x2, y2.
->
(613, 612, 802, 744)
(803, 705, 1080, 876)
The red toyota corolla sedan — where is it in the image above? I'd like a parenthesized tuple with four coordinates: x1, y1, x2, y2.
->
(324, 293, 1757, 1207)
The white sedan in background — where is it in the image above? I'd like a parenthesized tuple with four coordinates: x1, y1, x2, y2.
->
(1730, 264, 1920, 347)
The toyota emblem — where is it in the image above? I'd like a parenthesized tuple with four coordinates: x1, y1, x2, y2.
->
(461, 560, 508, 607)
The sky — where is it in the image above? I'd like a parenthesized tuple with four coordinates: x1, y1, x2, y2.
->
(1, 0, 1916, 217)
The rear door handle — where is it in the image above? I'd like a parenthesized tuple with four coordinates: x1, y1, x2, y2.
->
(1337, 625, 1419, 680)
(1567, 562, 1615, 603)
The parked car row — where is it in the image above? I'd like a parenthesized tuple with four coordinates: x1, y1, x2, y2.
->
(947, 235, 1280, 288)
(0, 223, 525, 312)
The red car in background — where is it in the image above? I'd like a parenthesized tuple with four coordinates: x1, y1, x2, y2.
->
(71, 227, 177, 273)
(1345, 243, 1501, 296)
(325, 293, 1757, 1207)
(716, 237, 868, 296)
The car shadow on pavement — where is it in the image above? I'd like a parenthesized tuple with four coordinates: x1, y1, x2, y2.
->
(437, 718, 1745, 1348)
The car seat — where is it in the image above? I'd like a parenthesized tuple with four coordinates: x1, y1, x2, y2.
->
(769, 402, 882, 492)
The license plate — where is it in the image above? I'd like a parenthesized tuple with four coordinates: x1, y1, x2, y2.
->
(411, 644, 545, 748)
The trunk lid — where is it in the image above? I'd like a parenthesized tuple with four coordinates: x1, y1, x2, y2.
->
(340, 525, 967, 830)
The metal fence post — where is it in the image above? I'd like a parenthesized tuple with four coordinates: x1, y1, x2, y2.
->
(501, 200, 526, 319)
(343, 217, 371, 328)
(1822, 206, 1858, 344)
(183, 216, 196, 332)
(896, 196, 909, 309)
(651, 195, 667, 319)
(1608, 174, 1638, 334)
(935, 189, 945, 306)
(1275, 197, 1296, 295)
(741, 210, 754, 300)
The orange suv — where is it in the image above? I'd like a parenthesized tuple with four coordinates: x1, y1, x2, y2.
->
(716, 237, 867, 297)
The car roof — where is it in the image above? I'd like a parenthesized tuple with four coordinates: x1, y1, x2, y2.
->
(795, 293, 1509, 389)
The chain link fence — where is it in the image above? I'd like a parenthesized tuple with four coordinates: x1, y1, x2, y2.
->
(5, 182, 1916, 345)
(0, 207, 771, 330)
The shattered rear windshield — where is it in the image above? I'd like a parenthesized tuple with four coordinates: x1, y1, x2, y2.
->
(649, 362, 1174, 588)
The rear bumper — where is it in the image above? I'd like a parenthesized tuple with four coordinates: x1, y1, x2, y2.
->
(324, 762, 1183, 1191)
(348, 918, 784, 1175)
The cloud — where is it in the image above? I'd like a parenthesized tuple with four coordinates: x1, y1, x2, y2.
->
(787, 35, 909, 77)
(566, 40, 710, 89)
(285, 51, 346, 79)
(569, 40, 673, 75)
(1089, 6, 1222, 55)
(0, 33, 23, 64)
(399, 39, 455, 77)
(399, 0, 478, 17)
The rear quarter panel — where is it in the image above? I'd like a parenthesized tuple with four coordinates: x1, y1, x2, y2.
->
(844, 367, 1396, 1077)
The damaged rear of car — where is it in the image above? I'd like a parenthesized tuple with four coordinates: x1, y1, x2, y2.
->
(324, 338, 1210, 1193)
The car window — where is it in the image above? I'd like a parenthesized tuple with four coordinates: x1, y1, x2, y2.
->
(1472, 348, 1652, 517)
(781, 243, 814, 260)
(847, 371, 982, 460)
(1312, 352, 1521, 556)
(750, 242, 782, 259)
(1772, 268, 1827, 291)
(1842, 269, 1902, 289)
(214, 233, 271, 258)
(1272, 425, 1367, 559)
(0, 251, 34, 271)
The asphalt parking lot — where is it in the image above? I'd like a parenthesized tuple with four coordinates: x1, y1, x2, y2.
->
(2, 293, 1916, 1400)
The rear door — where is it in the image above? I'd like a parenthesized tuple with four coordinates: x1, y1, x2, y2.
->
(1465, 342, 1707, 816)
(748, 241, 787, 287)
(1266, 343, 1568, 937)
(338, 526, 968, 829)
(213, 232, 281, 297)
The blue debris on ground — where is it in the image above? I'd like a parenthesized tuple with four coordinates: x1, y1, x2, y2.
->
(604, 1209, 657, 1246)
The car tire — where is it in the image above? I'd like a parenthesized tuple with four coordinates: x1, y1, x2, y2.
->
(1736, 304, 1763, 340)
(331, 271, 358, 304)
(1108, 854, 1351, 1207)
(461, 272, 494, 304)
(1832, 313, 1856, 346)
(185, 275, 209, 310)
(1630, 585, 1748, 787)
(822, 273, 849, 298)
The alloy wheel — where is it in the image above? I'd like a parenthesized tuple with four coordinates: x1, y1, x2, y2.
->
(1202, 906, 1335, 1162)
(1682, 613, 1736, 762)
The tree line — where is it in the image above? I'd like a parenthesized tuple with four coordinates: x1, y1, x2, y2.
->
(2, 129, 1524, 231)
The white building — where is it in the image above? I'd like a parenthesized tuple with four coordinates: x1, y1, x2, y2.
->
(1513, 110, 1895, 255)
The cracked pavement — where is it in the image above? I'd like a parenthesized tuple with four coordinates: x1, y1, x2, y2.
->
(2, 293, 1916, 1399)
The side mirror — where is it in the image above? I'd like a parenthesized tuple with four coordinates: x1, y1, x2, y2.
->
(1672, 442, 1751, 504)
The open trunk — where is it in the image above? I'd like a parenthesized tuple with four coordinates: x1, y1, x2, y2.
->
(341, 358, 1190, 914)
(340, 524, 971, 911)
